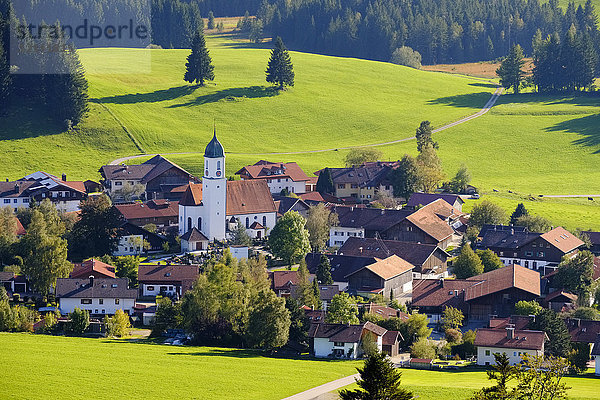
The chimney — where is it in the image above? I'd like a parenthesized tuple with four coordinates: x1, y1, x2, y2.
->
(439, 279, 444, 287)
(506, 327, 515, 340)
(62, 173, 67, 181)
(14, 183, 19, 193)
(89, 275, 94, 287)
(359, 247, 363, 254)
(511, 228, 514, 235)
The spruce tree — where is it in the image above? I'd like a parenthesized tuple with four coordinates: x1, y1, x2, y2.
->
(316, 254, 333, 285)
(207, 11, 215, 29)
(340, 351, 413, 400)
(496, 44, 526, 93)
(184, 30, 215, 86)
(265, 36, 294, 89)
(316, 167, 334, 194)
(510, 203, 529, 226)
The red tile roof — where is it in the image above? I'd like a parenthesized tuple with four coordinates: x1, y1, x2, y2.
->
(406, 199, 456, 242)
(464, 264, 541, 300)
(382, 330, 401, 345)
(411, 279, 476, 311)
(270, 270, 299, 290)
(236, 161, 310, 182)
(474, 328, 546, 350)
(138, 264, 199, 284)
(299, 191, 325, 202)
(71, 259, 116, 279)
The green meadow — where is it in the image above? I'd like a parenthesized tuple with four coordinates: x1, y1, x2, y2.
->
(1, 333, 598, 400)
(1, 33, 599, 228)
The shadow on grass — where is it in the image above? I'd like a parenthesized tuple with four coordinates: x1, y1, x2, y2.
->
(468, 82, 498, 89)
(0, 99, 64, 140)
(427, 91, 497, 109)
(546, 113, 600, 153)
(494, 92, 600, 108)
(167, 86, 279, 108)
(92, 85, 197, 104)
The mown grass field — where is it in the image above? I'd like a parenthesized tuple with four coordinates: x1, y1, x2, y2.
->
(1, 334, 598, 400)
(0, 333, 361, 400)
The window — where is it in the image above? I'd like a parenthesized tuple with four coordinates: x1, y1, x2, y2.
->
(95, 309, 98, 314)
(338, 184, 345, 189)
(246, 218, 249, 228)
(277, 179, 281, 182)
(147, 286, 155, 291)
(499, 251, 504, 256)
(525, 261, 529, 268)
(262, 216, 267, 226)
(485, 350, 490, 356)
(333, 342, 344, 347)
(115, 299, 120, 304)
(197, 217, 202, 230)
(188, 217, 192, 232)
(115, 181, 122, 186)
(102, 309, 105, 314)
(351, 184, 358, 189)
(3, 199, 9, 204)
(525, 251, 533, 256)
(23, 198, 29, 203)
(538, 252, 545, 257)
(81, 299, 92, 304)
(514, 352, 517, 356)
(99, 299, 103, 305)
(13, 199, 17, 203)
(217, 161, 221, 170)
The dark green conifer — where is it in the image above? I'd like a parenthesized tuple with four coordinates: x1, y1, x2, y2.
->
(265, 36, 294, 89)
(184, 30, 215, 86)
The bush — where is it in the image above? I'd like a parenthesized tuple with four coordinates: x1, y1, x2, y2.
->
(410, 338, 436, 359)
(514, 300, 543, 316)
(68, 308, 89, 335)
(445, 328, 462, 344)
(105, 309, 132, 337)
(571, 307, 600, 321)
(390, 46, 422, 69)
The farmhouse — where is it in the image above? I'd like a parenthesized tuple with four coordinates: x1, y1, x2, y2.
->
(477, 225, 584, 275)
(178, 134, 277, 242)
(308, 321, 387, 358)
(475, 327, 547, 366)
(305, 253, 379, 291)
(314, 162, 397, 201)
(339, 237, 449, 278)
(114, 222, 168, 256)
(273, 195, 310, 219)
(236, 160, 310, 195)
(0, 272, 30, 295)
(138, 264, 199, 298)
(345, 255, 414, 301)
(115, 199, 179, 228)
(100, 155, 196, 202)
(55, 277, 137, 316)
(269, 270, 299, 297)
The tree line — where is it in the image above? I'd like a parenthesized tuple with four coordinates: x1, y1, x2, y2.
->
(256, 0, 600, 66)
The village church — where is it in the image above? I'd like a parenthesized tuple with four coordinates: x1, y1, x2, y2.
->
(178, 133, 277, 249)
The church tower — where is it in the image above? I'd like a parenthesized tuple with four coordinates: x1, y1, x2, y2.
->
(202, 130, 227, 240)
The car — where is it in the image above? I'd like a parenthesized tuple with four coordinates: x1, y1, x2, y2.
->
(471, 193, 480, 199)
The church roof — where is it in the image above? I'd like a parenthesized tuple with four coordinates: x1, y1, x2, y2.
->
(204, 133, 224, 158)
(181, 227, 209, 242)
(179, 180, 277, 215)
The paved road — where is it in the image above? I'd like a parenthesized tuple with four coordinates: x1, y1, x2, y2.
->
(281, 374, 359, 400)
(540, 194, 600, 198)
(109, 87, 503, 165)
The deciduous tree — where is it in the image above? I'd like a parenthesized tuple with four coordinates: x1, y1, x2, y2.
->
(415, 121, 437, 153)
(469, 201, 506, 228)
(515, 215, 552, 233)
(476, 249, 504, 272)
(269, 211, 310, 267)
(555, 250, 594, 300)
(344, 148, 383, 167)
(389, 155, 419, 200)
(453, 244, 484, 279)
(246, 289, 290, 349)
(449, 163, 471, 194)
(306, 203, 338, 251)
(441, 306, 464, 330)
(514, 300, 542, 316)
(326, 292, 359, 324)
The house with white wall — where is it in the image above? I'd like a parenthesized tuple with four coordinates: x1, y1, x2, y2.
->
(55, 277, 137, 316)
(138, 264, 199, 298)
(474, 327, 547, 366)
(308, 321, 387, 358)
(236, 161, 310, 195)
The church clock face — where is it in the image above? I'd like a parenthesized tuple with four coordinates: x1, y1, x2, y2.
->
(216, 171, 222, 177)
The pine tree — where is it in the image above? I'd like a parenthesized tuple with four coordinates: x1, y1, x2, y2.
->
(316, 254, 333, 285)
(340, 351, 413, 400)
(266, 36, 294, 89)
(415, 121, 437, 152)
(184, 30, 215, 86)
(496, 44, 526, 93)
(207, 11, 215, 29)
(510, 203, 529, 225)
(316, 167, 334, 194)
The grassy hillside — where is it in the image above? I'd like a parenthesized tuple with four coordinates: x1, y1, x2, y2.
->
(1, 334, 598, 400)
(0, 333, 360, 400)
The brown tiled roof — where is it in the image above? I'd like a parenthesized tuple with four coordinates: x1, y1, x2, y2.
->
(15, 218, 25, 236)
(474, 328, 546, 350)
(464, 265, 541, 301)
(71, 259, 116, 279)
(488, 316, 532, 330)
(101, 155, 193, 183)
(308, 322, 387, 343)
(138, 264, 199, 284)
(318, 285, 340, 301)
(382, 330, 401, 345)
(411, 279, 476, 311)
(565, 318, 600, 343)
(545, 290, 577, 303)
(0, 181, 36, 198)
(115, 200, 179, 220)
(406, 200, 455, 242)
(366, 304, 405, 320)
(236, 161, 310, 182)
(270, 270, 299, 290)
(339, 237, 447, 268)
(364, 321, 387, 336)
(346, 255, 414, 280)
(180, 228, 209, 242)
(249, 221, 265, 230)
(179, 184, 203, 206)
(407, 193, 464, 209)
(226, 180, 277, 215)
(299, 191, 325, 202)
(540, 227, 584, 253)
